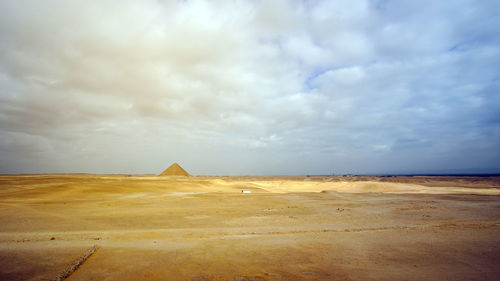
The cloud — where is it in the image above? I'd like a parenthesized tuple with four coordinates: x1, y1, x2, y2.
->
(0, 0, 499, 175)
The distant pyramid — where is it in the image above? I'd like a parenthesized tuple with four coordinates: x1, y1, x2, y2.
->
(160, 163, 190, 176)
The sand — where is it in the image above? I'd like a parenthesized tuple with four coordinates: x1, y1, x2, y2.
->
(0, 175, 499, 280)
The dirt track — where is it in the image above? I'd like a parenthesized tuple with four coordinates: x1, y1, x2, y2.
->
(0, 175, 499, 280)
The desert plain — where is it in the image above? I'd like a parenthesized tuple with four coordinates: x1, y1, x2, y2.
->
(0, 174, 500, 281)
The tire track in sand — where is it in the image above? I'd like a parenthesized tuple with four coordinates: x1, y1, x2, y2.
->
(1, 221, 499, 244)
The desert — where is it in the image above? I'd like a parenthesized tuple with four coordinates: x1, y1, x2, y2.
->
(2, 1, 499, 280)
(0, 173, 499, 281)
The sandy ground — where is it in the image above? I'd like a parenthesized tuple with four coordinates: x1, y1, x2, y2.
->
(0, 175, 499, 280)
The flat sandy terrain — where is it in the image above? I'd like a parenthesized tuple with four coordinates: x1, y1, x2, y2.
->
(0, 175, 499, 280)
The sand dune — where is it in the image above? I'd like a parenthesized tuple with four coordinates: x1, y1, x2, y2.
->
(0, 175, 499, 280)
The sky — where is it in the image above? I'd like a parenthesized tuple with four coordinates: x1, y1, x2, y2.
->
(0, 0, 499, 175)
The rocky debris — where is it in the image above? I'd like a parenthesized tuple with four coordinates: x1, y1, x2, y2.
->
(52, 245, 99, 281)
(190, 276, 212, 281)
(229, 276, 268, 281)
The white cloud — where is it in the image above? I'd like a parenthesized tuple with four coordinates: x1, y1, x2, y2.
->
(0, 0, 499, 175)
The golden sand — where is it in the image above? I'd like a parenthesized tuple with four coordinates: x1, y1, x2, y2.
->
(0, 175, 499, 280)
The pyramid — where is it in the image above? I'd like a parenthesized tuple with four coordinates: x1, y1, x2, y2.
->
(160, 163, 190, 176)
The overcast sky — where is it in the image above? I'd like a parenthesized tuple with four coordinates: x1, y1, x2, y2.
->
(0, 0, 499, 175)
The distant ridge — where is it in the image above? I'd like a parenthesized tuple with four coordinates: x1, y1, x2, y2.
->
(160, 163, 190, 176)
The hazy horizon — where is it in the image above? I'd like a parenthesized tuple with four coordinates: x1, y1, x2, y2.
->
(1, 165, 499, 177)
(1, 0, 499, 175)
